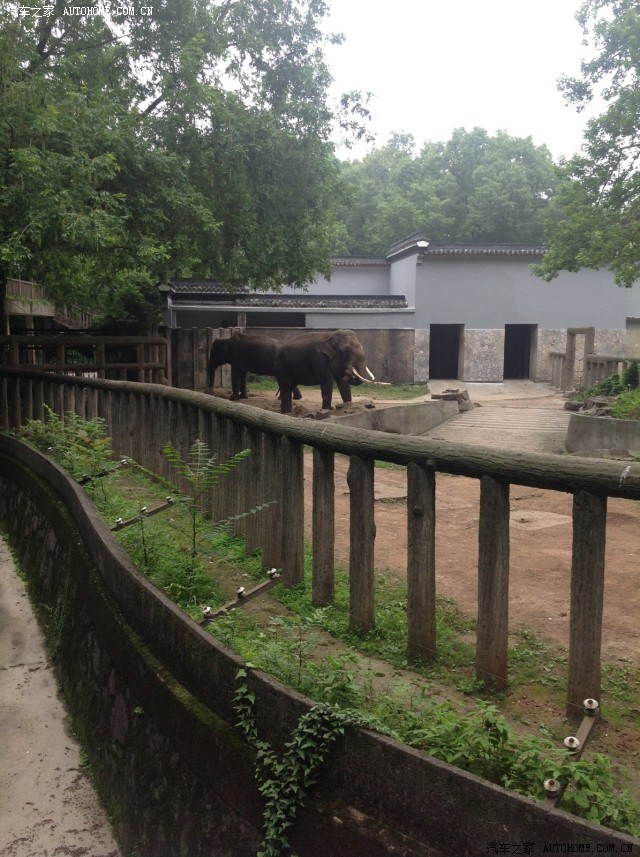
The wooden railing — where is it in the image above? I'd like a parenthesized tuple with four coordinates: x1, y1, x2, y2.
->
(2, 367, 639, 716)
(5, 278, 95, 329)
(0, 335, 169, 383)
(5, 278, 45, 301)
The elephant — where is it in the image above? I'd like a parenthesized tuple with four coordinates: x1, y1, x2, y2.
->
(274, 328, 375, 414)
(207, 331, 302, 401)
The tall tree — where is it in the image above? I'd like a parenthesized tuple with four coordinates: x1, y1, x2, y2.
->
(337, 129, 557, 255)
(0, 1, 357, 327)
(535, 0, 640, 287)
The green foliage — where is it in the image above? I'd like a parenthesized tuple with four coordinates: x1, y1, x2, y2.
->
(508, 628, 565, 690)
(234, 668, 357, 857)
(248, 376, 429, 401)
(608, 389, 640, 420)
(0, 1, 365, 324)
(623, 360, 640, 390)
(535, 1, 640, 287)
(88, 462, 227, 615)
(274, 570, 474, 675)
(572, 371, 640, 418)
(561, 754, 640, 833)
(162, 439, 252, 562)
(337, 128, 557, 254)
(15, 407, 112, 480)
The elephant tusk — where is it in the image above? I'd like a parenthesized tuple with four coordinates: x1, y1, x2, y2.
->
(351, 367, 375, 383)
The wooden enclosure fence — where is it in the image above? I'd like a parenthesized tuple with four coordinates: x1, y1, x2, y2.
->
(2, 367, 639, 716)
(0, 334, 169, 383)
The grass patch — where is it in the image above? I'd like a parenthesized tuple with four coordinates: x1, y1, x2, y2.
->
(246, 375, 428, 401)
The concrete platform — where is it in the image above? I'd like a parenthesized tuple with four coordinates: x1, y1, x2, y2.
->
(425, 405, 571, 454)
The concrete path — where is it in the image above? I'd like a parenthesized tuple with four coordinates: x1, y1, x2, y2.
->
(425, 405, 571, 454)
(424, 380, 570, 454)
(0, 540, 121, 857)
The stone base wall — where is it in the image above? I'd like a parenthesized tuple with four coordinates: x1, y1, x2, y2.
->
(535, 329, 566, 382)
(414, 328, 429, 382)
(414, 328, 629, 384)
(594, 329, 626, 356)
(462, 329, 505, 382)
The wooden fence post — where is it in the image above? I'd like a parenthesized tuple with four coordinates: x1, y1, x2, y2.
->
(34, 379, 44, 422)
(407, 461, 437, 661)
(280, 437, 304, 586)
(475, 475, 510, 689)
(230, 421, 247, 537)
(567, 490, 607, 717)
(1, 377, 8, 430)
(24, 378, 34, 421)
(347, 456, 375, 632)
(312, 447, 335, 606)
(63, 383, 75, 418)
(261, 433, 282, 569)
(12, 378, 22, 428)
(175, 329, 195, 390)
(242, 426, 261, 554)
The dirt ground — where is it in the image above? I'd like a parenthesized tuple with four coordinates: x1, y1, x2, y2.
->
(210, 383, 640, 664)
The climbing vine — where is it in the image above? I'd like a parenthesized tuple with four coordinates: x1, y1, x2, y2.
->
(234, 667, 356, 857)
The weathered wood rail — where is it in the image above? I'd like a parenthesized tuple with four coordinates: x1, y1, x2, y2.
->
(0, 334, 169, 383)
(2, 367, 639, 716)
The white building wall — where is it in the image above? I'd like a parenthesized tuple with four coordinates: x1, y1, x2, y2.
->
(414, 256, 640, 330)
(281, 264, 390, 296)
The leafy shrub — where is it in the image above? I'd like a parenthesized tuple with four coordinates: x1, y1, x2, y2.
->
(573, 371, 640, 418)
(623, 360, 639, 390)
(596, 374, 626, 396)
(16, 407, 112, 479)
(609, 389, 640, 420)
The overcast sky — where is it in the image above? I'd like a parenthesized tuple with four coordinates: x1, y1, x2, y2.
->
(323, 0, 596, 162)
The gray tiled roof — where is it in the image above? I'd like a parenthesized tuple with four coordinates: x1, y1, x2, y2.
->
(426, 244, 545, 256)
(167, 284, 406, 308)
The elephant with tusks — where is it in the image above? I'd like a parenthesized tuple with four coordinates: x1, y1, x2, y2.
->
(274, 328, 375, 414)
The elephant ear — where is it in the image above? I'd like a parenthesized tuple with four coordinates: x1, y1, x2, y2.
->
(319, 336, 338, 360)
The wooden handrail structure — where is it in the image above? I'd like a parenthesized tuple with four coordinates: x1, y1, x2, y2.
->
(2, 367, 639, 717)
(0, 335, 169, 383)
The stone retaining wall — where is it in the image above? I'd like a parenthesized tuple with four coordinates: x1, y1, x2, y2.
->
(566, 414, 640, 456)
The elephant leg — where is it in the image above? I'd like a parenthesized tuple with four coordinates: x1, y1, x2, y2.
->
(320, 379, 334, 410)
(240, 369, 248, 399)
(230, 366, 243, 400)
(279, 385, 293, 414)
(337, 377, 353, 403)
(293, 386, 302, 400)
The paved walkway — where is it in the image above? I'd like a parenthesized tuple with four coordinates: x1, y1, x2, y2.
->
(425, 405, 570, 454)
(424, 380, 569, 454)
(0, 540, 121, 856)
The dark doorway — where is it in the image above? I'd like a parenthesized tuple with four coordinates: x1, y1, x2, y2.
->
(503, 324, 535, 379)
(429, 324, 463, 379)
